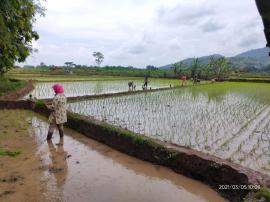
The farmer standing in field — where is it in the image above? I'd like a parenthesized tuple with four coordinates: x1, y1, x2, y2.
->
(128, 81, 134, 91)
(181, 75, 187, 87)
(46, 84, 67, 140)
(143, 75, 149, 90)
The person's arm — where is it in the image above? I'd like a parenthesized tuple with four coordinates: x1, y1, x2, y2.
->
(46, 97, 57, 111)
(45, 101, 53, 110)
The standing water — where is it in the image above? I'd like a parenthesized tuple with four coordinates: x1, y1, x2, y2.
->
(68, 82, 270, 175)
(30, 115, 225, 202)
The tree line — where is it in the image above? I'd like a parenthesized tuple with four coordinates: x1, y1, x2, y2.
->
(171, 57, 231, 80)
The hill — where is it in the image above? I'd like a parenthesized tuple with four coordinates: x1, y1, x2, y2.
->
(160, 47, 270, 71)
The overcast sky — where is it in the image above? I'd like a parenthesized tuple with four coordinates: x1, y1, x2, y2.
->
(24, 0, 266, 68)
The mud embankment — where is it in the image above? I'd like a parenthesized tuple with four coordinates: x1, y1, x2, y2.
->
(0, 100, 269, 201)
(0, 100, 35, 109)
(0, 80, 34, 101)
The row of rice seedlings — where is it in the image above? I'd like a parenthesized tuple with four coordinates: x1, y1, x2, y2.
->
(214, 105, 270, 159)
(68, 83, 270, 174)
(233, 117, 270, 174)
(68, 87, 264, 151)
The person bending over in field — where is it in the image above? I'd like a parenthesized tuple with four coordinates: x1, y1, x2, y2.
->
(193, 75, 200, 85)
(46, 84, 67, 140)
(128, 81, 134, 91)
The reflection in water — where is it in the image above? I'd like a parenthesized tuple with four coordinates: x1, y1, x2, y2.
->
(47, 139, 68, 189)
(189, 84, 228, 103)
(30, 116, 224, 202)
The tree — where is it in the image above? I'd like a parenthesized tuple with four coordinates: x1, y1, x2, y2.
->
(0, 0, 45, 75)
(64, 62, 75, 68)
(37, 62, 46, 68)
(171, 62, 184, 78)
(146, 65, 158, 70)
(208, 57, 231, 80)
(93, 52, 104, 66)
(190, 58, 200, 78)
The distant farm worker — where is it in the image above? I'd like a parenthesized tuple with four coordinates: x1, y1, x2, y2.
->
(143, 75, 149, 90)
(181, 75, 187, 87)
(46, 84, 67, 140)
(128, 81, 134, 91)
(193, 75, 200, 85)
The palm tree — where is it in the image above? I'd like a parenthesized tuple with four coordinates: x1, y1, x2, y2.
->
(171, 62, 184, 78)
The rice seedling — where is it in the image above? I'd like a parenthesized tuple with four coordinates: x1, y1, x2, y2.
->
(26, 79, 184, 99)
(67, 82, 270, 174)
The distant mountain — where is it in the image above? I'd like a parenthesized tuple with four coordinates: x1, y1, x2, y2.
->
(235, 47, 270, 58)
(230, 47, 270, 70)
(160, 47, 270, 71)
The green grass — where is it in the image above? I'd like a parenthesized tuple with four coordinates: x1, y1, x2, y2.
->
(253, 188, 270, 202)
(8, 74, 144, 82)
(0, 149, 21, 157)
(230, 72, 270, 79)
(8, 67, 177, 80)
(0, 77, 26, 96)
(35, 100, 45, 108)
(8, 73, 184, 84)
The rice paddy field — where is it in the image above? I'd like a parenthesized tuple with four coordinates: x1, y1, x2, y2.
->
(68, 82, 270, 175)
(27, 79, 194, 99)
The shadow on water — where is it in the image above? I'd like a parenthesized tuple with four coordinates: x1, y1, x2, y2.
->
(30, 115, 225, 202)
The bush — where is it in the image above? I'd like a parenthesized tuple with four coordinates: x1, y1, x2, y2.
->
(255, 188, 270, 202)
(35, 100, 45, 108)
(0, 77, 26, 96)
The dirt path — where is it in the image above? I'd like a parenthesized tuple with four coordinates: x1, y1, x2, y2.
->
(0, 110, 225, 202)
(0, 110, 45, 202)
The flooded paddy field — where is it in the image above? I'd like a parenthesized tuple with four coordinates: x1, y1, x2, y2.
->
(68, 82, 270, 175)
(26, 78, 193, 99)
(32, 116, 225, 202)
(0, 110, 225, 202)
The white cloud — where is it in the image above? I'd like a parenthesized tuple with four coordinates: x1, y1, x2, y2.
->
(23, 0, 266, 67)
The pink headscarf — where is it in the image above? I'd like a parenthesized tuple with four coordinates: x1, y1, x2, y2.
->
(52, 84, 64, 95)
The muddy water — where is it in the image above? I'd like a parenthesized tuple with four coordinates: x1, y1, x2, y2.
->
(30, 116, 225, 202)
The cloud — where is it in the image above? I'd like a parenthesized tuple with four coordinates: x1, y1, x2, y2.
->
(157, 2, 216, 26)
(168, 37, 182, 49)
(238, 34, 261, 48)
(128, 45, 146, 55)
(200, 21, 225, 33)
(23, 0, 266, 67)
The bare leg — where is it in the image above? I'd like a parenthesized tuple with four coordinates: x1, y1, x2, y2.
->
(57, 124, 64, 138)
(47, 123, 55, 140)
